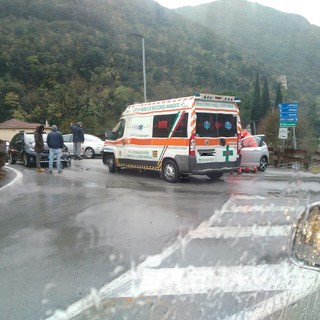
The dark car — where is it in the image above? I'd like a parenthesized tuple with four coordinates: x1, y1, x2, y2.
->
(9, 131, 71, 168)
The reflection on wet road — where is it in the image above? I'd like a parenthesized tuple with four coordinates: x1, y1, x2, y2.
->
(0, 160, 319, 320)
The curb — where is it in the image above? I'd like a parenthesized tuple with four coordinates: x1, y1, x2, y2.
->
(0, 165, 23, 190)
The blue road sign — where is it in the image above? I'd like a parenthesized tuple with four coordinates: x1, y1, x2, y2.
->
(278, 102, 298, 109)
(280, 117, 298, 122)
(280, 111, 298, 117)
(279, 107, 298, 113)
(278, 102, 298, 124)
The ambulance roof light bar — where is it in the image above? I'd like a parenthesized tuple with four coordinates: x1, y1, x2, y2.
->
(194, 92, 240, 103)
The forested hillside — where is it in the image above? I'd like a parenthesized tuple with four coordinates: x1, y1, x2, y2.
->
(176, 0, 320, 110)
(0, 0, 319, 146)
(0, 0, 250, 133)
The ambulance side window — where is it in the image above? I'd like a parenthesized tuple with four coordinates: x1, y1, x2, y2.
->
(172, 113, 188, 137)
(153, 113, 188, 138)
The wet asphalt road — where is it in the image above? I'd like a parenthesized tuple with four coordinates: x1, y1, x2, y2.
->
(0, 160, 320, 320)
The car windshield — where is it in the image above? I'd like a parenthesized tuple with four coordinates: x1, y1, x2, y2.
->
(1, 1, 320, 320)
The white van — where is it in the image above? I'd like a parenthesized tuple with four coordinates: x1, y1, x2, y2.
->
(102, 93, 242, 182)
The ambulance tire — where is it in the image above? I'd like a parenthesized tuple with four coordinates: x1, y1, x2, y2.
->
(108, 155, 116, 173)
(162, 159, 181, 183)
(207, 172, 223, 180)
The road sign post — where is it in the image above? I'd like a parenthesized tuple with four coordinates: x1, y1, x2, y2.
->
(278, 102, 299, 149)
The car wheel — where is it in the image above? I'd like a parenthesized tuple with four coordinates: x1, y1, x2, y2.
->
(259, 156, 268, 171)
(207, 172, 223, 180)
(84, 147, 95, 159)
(181, 174, 191, 182)
(9, 152, 17, 164)
(162, 159, 180, 183)
(23, 153, 31, 167)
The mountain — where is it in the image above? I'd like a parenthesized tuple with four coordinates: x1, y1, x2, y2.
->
(0, 0, 319, 135)
(0, 0, 259, 131)
(175, 0, 320, 102)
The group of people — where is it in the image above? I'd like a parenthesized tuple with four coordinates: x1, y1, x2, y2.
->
(34, 122, 84, 173)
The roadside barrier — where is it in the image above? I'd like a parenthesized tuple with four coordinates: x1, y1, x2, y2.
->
(268, 146, 320, 170)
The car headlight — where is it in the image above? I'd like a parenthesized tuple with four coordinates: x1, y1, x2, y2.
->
(289, 202, 320, 271)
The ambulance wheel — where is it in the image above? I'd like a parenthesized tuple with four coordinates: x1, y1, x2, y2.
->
(207, 172, 223, 180)
(162, 160, 180, 183)
(108, 155, 116, 173)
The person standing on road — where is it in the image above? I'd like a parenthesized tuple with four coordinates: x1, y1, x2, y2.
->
(34, 125, 45, 173)
(70, 122, 84, 160)
(46, 125, 64, 173)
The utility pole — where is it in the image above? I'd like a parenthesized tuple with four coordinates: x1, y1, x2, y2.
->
(130, 34, 147, 102)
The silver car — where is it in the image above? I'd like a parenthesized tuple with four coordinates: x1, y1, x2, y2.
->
(240, 134, 269, 171)
(63, 133, 104, 159)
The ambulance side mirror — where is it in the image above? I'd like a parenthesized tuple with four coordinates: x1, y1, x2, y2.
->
(288, 202, 320, 271)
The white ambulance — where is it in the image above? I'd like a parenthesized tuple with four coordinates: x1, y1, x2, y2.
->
(102, 93, 242, 182)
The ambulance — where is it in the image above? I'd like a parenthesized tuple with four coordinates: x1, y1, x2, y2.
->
(102, 92, 242, 182)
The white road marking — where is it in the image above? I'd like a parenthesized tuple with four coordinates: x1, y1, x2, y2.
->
(191, 225, 291, 239)
(226, 205, 305, 213)
(0, 165, 23, 190)
(46, 262, 320, 320)
(226, 281, 320, 320)
(99, 262, 319, 298)
(46, 195, 317, 320)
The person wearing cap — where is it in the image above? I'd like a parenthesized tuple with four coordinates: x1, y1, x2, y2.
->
(46, 125, 64, 173)
(70, 121, 84, 160)
(34, 125, 45, 172)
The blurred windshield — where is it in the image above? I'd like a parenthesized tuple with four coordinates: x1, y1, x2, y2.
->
(1, 1, 320, 320)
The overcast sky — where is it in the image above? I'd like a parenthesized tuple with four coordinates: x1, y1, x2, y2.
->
(155, 0, 320, 27)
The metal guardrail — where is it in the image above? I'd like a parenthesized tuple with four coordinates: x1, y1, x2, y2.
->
(268, 147, 320, 170)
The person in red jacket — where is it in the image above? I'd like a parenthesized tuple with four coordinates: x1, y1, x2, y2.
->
(241, 130, 258, 172)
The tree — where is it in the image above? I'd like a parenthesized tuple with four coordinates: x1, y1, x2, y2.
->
(261, 77, 270, 116)
(257, 109, 279, 147)
(250, 72, 262, 133)
(274, 83, 283, 108)
(1, 92, 21, 120)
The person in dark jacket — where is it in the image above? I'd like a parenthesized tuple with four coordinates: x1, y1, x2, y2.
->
(34, 125, 45, 172)
(46, 124, 64, 173)
(70, 122, 84, 160)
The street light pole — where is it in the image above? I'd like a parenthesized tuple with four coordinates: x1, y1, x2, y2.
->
(130, 33, 147, 102)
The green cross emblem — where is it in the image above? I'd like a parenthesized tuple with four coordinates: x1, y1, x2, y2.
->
(223, 145, 234, 161)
